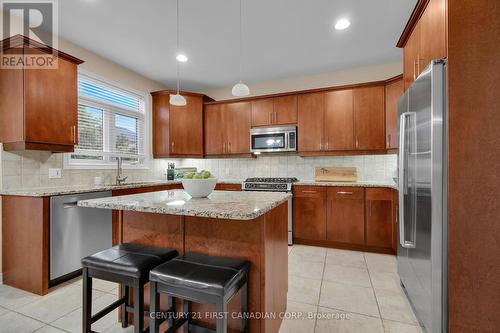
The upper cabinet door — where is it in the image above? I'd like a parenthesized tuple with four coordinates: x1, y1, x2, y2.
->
(298, 92, 324, 152)
(420, 0, 446, 68)
(24, 54, 78, 146)
(324, 89, 354, 151)
(152, 94, 171, 157)
(169, 95, 204, 155)
(274, 95, 297, 125)
(204, 104, 225, 155)
(353, 86, 385, 150)
(385, 78, 404, 149)
(251, 98, 273, 127)
(225, 101, 251, 154)
(403, 23, 421, 91)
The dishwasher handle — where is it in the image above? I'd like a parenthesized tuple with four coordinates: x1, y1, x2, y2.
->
(63, 202, 79, 209)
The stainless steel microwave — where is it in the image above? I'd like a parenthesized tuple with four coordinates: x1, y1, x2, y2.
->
(250, 126, 297, 153)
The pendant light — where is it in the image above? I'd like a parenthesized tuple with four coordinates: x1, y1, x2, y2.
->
(170, 0, 187, 106)
(231, 0, 250, 97)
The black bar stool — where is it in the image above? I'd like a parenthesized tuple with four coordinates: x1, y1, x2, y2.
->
(149, 252, 250, 333)
(81, 243, 178, 333)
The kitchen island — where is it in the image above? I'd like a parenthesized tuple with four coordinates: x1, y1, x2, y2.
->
(78, 189, 291, 333)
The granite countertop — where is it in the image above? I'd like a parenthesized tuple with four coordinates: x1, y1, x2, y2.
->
(295, 180, 397, 190)
(0, 179, 244, 197)
(78, 189, 291, 220)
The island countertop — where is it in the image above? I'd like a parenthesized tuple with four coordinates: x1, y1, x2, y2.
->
(78, 189, 291, 220)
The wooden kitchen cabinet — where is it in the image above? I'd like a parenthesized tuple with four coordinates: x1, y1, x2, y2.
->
(251, 95, 297, 127)
(326, 187, 365, 245)
(204, 101, 251, 155)
(401, 0, 446, 91)
(251, 98, 274, 127)
(365, 188, 394, 248)
(385, 76, 404, 149)
(215, 183, 242, 191)
(152, 91, 210, 158)
(292, 186, 326, 241)
(353, 86, 386, 150)
(0, 35, 83, 152)
(324, 89, 355, 151)
(274, 95, 297, 125)
(204, 104, 225, 155)
(297, 92, 324, 152)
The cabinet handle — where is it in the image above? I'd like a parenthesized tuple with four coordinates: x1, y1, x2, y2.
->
(172, 141, 175, 153)
(337, 191, 353, 195)
(355, 136, 359, 149)
(274, 111, 277, 124)
(228, 142, 231, 153)
(301, 190, 317, 193)
(71, 125, 77, 144)
(326, 139, 329, 150)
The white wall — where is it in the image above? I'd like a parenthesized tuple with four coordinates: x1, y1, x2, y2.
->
(203, 62, 402, 100)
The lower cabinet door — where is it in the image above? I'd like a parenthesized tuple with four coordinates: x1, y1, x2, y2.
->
(366, 200, 393, 248)
(365, 188, 394, 248)
(326, 188, 365, 245)
(293, 194, 326, 241)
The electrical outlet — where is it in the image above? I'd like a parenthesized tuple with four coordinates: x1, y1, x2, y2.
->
(48, 168, 62, 179)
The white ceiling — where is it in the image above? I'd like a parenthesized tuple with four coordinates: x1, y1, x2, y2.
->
(58, 0, 416, 91)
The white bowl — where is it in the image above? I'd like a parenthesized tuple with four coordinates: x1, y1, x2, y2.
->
(181, 178, 217, 198)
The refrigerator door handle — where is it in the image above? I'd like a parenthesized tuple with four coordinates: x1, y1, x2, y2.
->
(399, 112, 417, 248)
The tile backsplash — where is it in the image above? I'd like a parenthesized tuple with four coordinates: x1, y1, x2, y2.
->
(0, 149, 397, 190)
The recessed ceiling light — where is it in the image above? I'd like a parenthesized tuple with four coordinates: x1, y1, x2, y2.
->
(176, 54, 188, 62)
(334, 18, 351, 31)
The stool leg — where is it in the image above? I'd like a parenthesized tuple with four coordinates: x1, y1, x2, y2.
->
(133, 279, 144, 333)
(167, 296, 174, 328)
(241, 280, 248, 333)
(121, 284, 129, 328)
(183, 300, 191, 333)
(216, 298, 227, 333)
(82, 267, 92, 333)
(149, 281, 159, 333)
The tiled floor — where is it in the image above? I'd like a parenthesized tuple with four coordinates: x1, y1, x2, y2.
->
(0, 245, 422, 333)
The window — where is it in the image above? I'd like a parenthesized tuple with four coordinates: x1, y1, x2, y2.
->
(65, 72, 148, 169)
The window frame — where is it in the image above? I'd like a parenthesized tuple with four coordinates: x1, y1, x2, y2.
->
(64, 70, 150, 170)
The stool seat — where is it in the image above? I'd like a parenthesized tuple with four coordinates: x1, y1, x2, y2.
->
(150, 253, 250, 296)
(82, 243, 177, 279)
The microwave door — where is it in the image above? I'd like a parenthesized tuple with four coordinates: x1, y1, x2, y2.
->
(252, 133, 286, 152)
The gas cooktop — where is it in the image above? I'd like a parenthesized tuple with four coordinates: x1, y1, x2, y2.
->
(242, 177, 298, 192)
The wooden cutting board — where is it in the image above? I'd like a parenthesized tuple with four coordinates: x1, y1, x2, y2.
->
(315, 167, 357, 182)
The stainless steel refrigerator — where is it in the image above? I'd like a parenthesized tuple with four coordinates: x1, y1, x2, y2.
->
(397, 60, 447, 333)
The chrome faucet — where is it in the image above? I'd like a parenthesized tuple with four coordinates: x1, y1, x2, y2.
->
(116, 157, 128, 185)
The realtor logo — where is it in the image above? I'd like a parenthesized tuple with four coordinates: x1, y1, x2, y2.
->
(1, 0, 58, 69)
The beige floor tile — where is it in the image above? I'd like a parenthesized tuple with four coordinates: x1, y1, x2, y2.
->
(0, 284, 41, 310)
(288, 260, 325, 280)
(326, 249, 366, 269)
(0, 305, 10, 316)
(34, 325, 68, 333)
(51, 293, 119, 333)
(316, 307, 384, 333)
(105, 322, 135, 333)
(370, 270, 403, 293)
(288, 246, 293, 255)
(319, 281, 380, 317)
(289, 245, 327, 262)
(73, 277, 119, 293)
(383, 320, 423, 333)
(278, 301, 317, 333)
(0, 311, 45, 333)
(375, 289, 418, 324)
(287, 275, 322, 305)
(18, 283, 104, 324)
(323, 264, 371, 287)
(365, 252, 398, 273)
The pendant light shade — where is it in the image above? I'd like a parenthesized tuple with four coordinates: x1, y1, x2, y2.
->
(232, 81, 250, 97)
(170, 93, 187, 106)
(232, 0, 250, 97)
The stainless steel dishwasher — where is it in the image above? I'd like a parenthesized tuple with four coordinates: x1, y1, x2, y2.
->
(50, 191, 112, 282)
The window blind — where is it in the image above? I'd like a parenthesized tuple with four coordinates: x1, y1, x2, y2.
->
(72, 74, 146, 163)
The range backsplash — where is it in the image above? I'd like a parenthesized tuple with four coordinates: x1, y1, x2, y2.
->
(0, 147, 397, 190)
